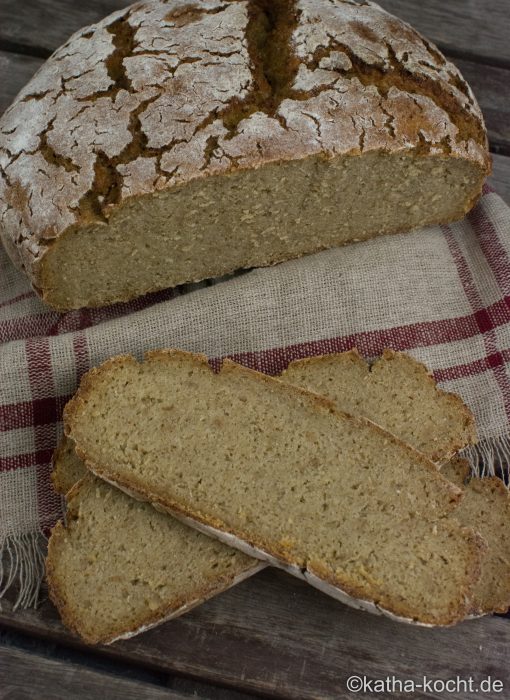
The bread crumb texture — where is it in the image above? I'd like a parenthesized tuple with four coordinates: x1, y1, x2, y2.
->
(442, 457, 510, 615)
(0, 0, 490, 309)
(48, 350, 486, 642)
(46, 471, 256, 644)
(63, 349, 484, 625)
(282, 348, 476, 462)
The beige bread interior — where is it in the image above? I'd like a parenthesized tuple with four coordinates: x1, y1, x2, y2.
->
(47, 470, 259, 645)
(441, 457, 510, 615)
(64, 349, 484, 625)
(54, 349, 475, 494)
(49, 348, 481, 642)
(41, 152, 483, 310)
(281, 349, 476, 463)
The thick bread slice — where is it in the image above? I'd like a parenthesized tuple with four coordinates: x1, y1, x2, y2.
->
(54, 451, 510, 625)
(64, 349, 484, 626)
(54, 347, 473, 490)
(46, 471, 261, 645)
(441, 457, 510, 615)
(281, 349, 476, 463)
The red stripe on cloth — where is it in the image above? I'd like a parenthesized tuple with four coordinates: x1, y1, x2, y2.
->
(3, 296, 510, 432)
(0, 287, 180, 344)
(0, 448, 55, 474)
(433, 349, 510, 383)
(443, 225, 510, 421)
(0, 314, 56, 344)
(0, 290, 37, 309)
(0, 395, 71, 432)
(0, 309, 94, 344)
(468, 204, 510, 298)
(225, 318, 510, 379)
(24, 338, 62, 526)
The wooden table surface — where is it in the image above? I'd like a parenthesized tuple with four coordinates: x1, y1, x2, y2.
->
(1, 2, 510, 699)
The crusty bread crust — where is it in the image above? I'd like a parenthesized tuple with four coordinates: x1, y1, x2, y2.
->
(64, 349, 484, 626)
(76, 456, 484, 627)
(51, 435, 85, 495)
(439, 457, 510, 616)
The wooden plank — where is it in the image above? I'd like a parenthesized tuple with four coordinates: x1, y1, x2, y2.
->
(1, 0, 510, 66)
(490, 154, 510, 205)
(0, 644, 204, 700)
(0, 0, 128, 55)
(378, 0, 510, 65)
(454, 59, 510, 154)
(0, 50, 43, 115)
(1, 569, 509, 700)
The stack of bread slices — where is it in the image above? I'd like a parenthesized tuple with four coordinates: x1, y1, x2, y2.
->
(46, 349, 510, 644)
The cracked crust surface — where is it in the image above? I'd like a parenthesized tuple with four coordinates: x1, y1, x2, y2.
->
(0, 0, 490, 308)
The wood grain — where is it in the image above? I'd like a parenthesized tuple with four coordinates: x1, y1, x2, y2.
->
(0, 50, 43, 114)
(1, 570, 509, 700)
(379, 0, 510, 65)
(490, 154, 510, 205)
(1, 0, 510, 84)
(0, 644, 203, 700)
(2, 0, 510, 67)
(0, 0, 127, 55)
(455, 59, 510, 154)
(1, 3, 510, 695)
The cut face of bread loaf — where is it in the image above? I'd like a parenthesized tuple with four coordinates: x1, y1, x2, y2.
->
(0, 0, 490, 310)
(64, 349, 484, 625)
(46, 468, 261, 645)
(282, 349, 476, 462)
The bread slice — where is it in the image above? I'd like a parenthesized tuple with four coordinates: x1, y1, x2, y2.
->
(48, 346, 482, 643)
(54, 432, 510, 628)
(64, 349, 484, 626)
(281, 349, 476, 463)
(54, 348, 473, 493)
(441, 457, 510, 615)
(46, 469, 261, 645)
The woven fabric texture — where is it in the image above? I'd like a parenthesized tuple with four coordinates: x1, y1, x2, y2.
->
(1, 184, 510, 607)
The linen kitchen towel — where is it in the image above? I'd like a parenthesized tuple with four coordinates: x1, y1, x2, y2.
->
(1, 184, 510, 608)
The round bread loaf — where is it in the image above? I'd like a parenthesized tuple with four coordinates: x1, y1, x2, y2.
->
(0, 0, 490, 310)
